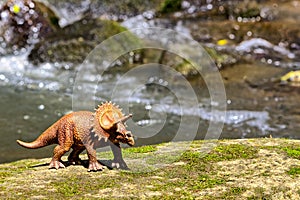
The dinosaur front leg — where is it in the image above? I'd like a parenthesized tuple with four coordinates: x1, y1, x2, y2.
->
(110, 143, 129, 170)
(85, 145, 105, 172)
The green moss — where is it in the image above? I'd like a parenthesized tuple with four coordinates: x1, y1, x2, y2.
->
(229, 187, 247, 195)
(266, 145, 300, 159)
(0, 171, 12, 183)
(180, 151, 207, 171)
(219, 187, 247, 199)
(287, 167, 300, 176)
(237, 3, 260, 18)
(174, 60, 198, 77)
(0, 160, 35, 183)
(52, 177, 82, 197)
(160, 0, 182, 14)
(283, 147, 300, 159)
(125, 145, 157, 153)
(204, 144, 258, 162)
(180, 144, 258, 171)
(195, 174, 225, 189)
(51, 175, 118, 197)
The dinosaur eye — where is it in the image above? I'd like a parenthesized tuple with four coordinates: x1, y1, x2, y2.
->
(126, 132, 132, 137)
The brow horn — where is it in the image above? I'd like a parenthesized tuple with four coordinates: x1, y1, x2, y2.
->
(114, 114, 132, 125)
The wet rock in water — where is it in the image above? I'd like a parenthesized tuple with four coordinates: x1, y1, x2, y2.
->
(204, 46, 237, 69)
(0, 0, 60, 55)
(28, 18, 128, 65)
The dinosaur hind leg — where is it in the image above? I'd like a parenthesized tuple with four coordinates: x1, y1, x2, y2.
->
(49, 144, 72, 169)
(49, 126, 74, 169)
(68, 146, 85, 165)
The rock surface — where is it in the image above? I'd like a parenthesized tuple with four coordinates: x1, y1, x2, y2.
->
(1, 138, 299, 199)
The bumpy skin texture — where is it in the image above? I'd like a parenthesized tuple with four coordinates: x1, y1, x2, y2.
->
(17, 103, 134, 172)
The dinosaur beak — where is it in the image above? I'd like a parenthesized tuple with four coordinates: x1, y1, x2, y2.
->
(126, 131, 135, 146)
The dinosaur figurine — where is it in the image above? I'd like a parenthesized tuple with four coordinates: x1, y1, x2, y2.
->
(17, 102, 134, 171)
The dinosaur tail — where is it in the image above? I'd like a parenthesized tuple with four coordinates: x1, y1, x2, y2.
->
(16, 123, 58, 149)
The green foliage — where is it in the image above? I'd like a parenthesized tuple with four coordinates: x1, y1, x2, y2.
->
(160, 0, 182, 14)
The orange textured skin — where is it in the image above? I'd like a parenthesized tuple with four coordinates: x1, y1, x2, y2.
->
(17, 109, 134, 171)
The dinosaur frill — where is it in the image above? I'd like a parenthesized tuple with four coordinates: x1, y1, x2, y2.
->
(95, 102, 132, 131)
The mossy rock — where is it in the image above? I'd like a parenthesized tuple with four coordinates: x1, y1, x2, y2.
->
(1, 138, 300, 199)
(28, 18, 131, 64)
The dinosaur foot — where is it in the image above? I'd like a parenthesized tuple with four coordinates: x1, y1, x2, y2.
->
(88, 161, 105, 172)
(68, 157, 83, 165)
(112, 160, 129, 170)
(49, 160, 65, 169)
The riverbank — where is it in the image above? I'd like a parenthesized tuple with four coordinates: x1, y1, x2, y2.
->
(1, 138, 299, 199)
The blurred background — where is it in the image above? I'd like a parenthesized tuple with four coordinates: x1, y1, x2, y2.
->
(0, 0, 299, 163)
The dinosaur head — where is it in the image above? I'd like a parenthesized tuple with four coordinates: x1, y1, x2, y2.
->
(114, 118, 135, 146)
(95, 102, 135, 146)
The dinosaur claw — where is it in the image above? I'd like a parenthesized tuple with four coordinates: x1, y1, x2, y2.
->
(49, 160, 65, 169)
(88, 161, 105, 172)
(112, 160, 129, 170)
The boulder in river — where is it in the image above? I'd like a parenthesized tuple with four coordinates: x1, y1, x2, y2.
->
(0, 0, 60, 55)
